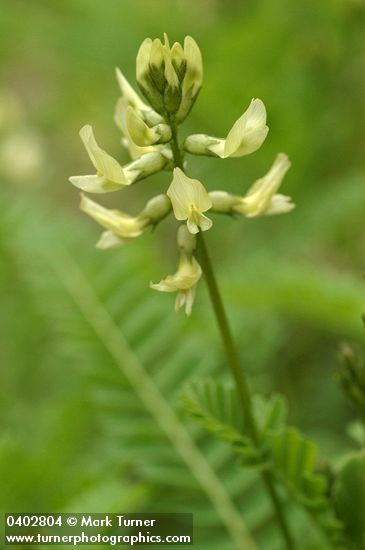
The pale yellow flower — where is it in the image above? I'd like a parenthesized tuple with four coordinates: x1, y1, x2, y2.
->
(80, 193, 148, 245)
(233, 153, 294, 217)
(204, 99, 268, 158)
(69, 125, 130, 193)
(115, 68, 164, 159)
(114, 99, 160, 160)
(167, 168, 212, 234)
(150, 252, 202, 315)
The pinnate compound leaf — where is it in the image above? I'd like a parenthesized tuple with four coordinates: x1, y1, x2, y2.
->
(182, 380, 345, 546)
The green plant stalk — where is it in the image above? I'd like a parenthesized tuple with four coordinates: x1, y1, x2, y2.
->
(168, 116, 184, 169)
(197, 235, 295, 550)
(169, 124, 295, 550)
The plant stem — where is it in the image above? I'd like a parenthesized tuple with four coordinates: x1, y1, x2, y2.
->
(168, 116, 184, 169)
(169, 124, 295, 549)
(197, 233, 295, 550)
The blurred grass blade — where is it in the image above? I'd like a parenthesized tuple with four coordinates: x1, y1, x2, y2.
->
(41, 244, 258, 550)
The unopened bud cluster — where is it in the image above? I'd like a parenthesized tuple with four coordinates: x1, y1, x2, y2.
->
(69, 34, 295, 315)
(136, 33, 202, 122)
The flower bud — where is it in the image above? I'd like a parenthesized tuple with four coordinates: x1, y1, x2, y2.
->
(177, 224, 197, 255)
(124, 151, 168, 183)
(135, 34, 203, 121)
(184, 134, 219, 156)
(209, 191, 239, 213)
(140, 194, 172, 223)
(163, 55, 182, 114)
(149, 39, 166, 93)
(175, 36, 203, 123)
(136, 38, 164, 114)
(171, 42, 186, 82)
(126, 106, 160, 146)
(143, 110, 164, 127)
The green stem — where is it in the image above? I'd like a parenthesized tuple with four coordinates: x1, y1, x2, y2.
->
(197, 234, 295, 550)
(168, 124, 295, 549)
(168, 116, 184, 169)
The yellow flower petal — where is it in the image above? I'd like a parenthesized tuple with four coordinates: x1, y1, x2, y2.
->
(80, 194, 147, 238)
(79, 125, 127, 185)
(114, 98, 158, 160)
(234, 153, 294, 217)
(115, 67, 149, 111)
(69, 174, 123, 194)
(209, 99, 268, 158)
(150, 253, 202, 315)
(167, 168, 212, 233)
(125, 106, 159, 147)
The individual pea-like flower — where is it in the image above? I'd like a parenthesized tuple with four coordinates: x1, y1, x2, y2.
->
(80, 193, 148, 246)
(150, 225, 202, 315)
(233, 153, 294, 217)
(150, 223, 202, 317)
(114, 97, 159, 160)
(209, 154, 294, 217)
(167, 168, 212, 234)
(184, 98, 268, 158)
(150, 253, 202, 315)
(69, 125, 168, 193)
(114, 67, 173, 162)
(69, 125, 130, 193)
(80, 193, 172, 249)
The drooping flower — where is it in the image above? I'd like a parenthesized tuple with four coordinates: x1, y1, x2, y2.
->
(184, 99, 268, 158)
(150, 252, 202, 315)
(80, 193, 148, 245)
(233, 153, 294, 217)
(167, 168, 212, 234)
(80, 193, 172, 249)
(69, 125, 131, 193)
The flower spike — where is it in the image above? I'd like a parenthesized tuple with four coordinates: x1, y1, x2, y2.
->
(70, 35, 295, 315)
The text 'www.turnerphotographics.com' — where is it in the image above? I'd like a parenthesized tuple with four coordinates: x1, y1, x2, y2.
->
(4, 513, 193, 546)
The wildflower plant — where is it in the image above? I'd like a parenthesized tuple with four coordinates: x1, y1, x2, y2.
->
(69, 34, 363, 549)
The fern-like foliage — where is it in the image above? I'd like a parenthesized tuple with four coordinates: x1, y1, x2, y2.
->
(182, 380, 345, 547)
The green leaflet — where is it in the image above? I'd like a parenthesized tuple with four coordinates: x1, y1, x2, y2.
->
(181, 379, 287, 467)
(182, 380, 345, 547)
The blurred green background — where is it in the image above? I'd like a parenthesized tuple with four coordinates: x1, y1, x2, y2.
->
(1, 0, 365, 548)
